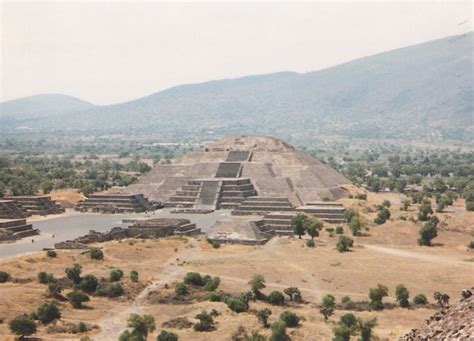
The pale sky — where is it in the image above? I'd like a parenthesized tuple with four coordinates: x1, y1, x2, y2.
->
(1, 1, 472, 105)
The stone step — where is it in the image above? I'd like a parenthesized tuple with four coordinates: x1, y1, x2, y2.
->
(13, 229, 40, 239)
(6, 224, 34, 233)
(168, 196, 198, 202)
(174, 228, 201, 236)
(182, 185, 201, 191)
(164, 202, 195, 208)
(239, 202, 293, 207)
(220, 190, 257, 198)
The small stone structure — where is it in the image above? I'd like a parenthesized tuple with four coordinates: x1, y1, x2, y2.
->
(54, 218, 200, 249)
(0, 200, 27, 219)
(4, 196, 64, 216)
(0, 219, 39, 241)
(206, 219, 269, 244)
(75, 193, 157, 213)
(231, 197, 295, 216)
(296, 201, 345, 224)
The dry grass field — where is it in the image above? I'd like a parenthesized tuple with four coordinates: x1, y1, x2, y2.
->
(0, 191, 472, 340)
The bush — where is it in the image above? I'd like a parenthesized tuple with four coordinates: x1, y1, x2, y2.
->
(65, 263, 82, 284)
(184, 272, 203, 286)
(355, 193, 367, 200)
(9, 315, 37, 337)
(37, 272, 54, 284)
(47, 282, 62, 297)
(106, 283, 124, 297)
(157, 330, 178, 341)
(256, 308, 272, 328)
(336, 236, 354, 253)
(89, 248, 104, 260)
(46, 250, 57, 258)
(194, 310, 214, 332)
(35, 302, 61, 324)
(175, 282, 188, 296)
(359, 318, 377, 341)
(0, 271, 10, 283)
(110, 268, 124, 282)
(333, 323, 352, 341)
(339, 313, 357, 329)
(79, 274, 99, 293)
(335, 226, 344, 234)
(268, 291, 285, 305)
(466, 201, 474, 211)
(413, 293, 428, 305)
(395, 284, 410, 308)
(320, 294, 335, 320)
(120, 314, 156, 340)
(270, 321, 287, 341)
(468, 241, 474, 249)
(130, 270, 139, 282)
(369, 284, 389, 310)
(418, 218, 438, 246)
(67, 290, 90, 308)
(226, 296, 247, 313)
(341, 296, 354, 309)
(349, 216, 362, 236)
(211, 240, 221, 249)
(208, 291, 222, 302)
(72, 321, 88, 333)
(279, 310, 302, 327)
(306, 239, 315, 247)
(248, 274, 266, 296)
(203, 276, 220, 291)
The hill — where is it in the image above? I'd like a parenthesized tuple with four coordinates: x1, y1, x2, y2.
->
(1, 33, 472, 140)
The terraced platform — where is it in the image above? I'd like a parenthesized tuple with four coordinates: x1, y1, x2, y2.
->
(4, 196, 64, 216)
(296, 201, 345, 224)
(0, 200, 27, 219)
(75, 193, 155, 213)
(231, 197, 295, 216)
(0, 219, 39, 241)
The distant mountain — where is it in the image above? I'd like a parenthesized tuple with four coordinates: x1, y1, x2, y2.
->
(1, 33, 472, 140)
(0, 94, 95, 122)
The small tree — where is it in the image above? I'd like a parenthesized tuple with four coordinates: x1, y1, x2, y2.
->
(401, 198, 411, 211)
(103, 283, 124, 298)
(65, 263, 82, 285)
(341, 296, 354, 310)
(418, 201, 433, 221)
(157, 330, 178, 341)
(418, 217, 438, 246)
(79, 274, 99, 293)
(339, 313, 357, 329)
(120, 314, 155, 340)
(358, 318, 377, 341)
(395, 284, 410, 308)
(248, 274, 266, 297)
(35, 302, 61, 324)
(305, 217, 323, 240)
(283, 287, 302, 302)
(349, 216, 363, 236)
(47, 282, 62, 297)
(37, 271, 54, 284)
(110, 268, 124, 282)
(269, 321, 287, 341)
(369, 284, 388, 310)
(89, 248, 104, 260)
(333, 324, 352, 341)
(184, 272, 203, 286)
(203, 276, 220, 291)
(9, 315, 37, 338)
(226, 296, 247, 313)
(291, 214, 306, 239)
(413, 293, 428, 305)
(130, 270, 139, 282)
(320, 294, 335, 320)
(335, 226, 344, 234)
(194, 310, 214, 332)
(256, 308, 272, 328)
(0, 271, 10, 283)
(268, 291, 285, 305)
(279, 310, 302, 327)
(175, 282, 188, 296)
(336, 236, 354, 253)
(67, 290, 90, 308)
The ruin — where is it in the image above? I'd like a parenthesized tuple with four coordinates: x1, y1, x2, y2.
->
(54, 218, 200, 249)
(0, 219, 39, 241)
(125, 136, 349, 212)
(296, 201, 345, 224)
(0, 200, 27, 219)
(74, 193, 157, 213)
(4, 196, 64, 216)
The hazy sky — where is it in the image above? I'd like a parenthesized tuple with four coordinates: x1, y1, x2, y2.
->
(1, 1, 472, 105)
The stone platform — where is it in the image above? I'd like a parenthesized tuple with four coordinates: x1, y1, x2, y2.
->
(75, 193, 157, 213)
(0, 218, 39, 241)
(5, 196, 64, 216)
(0, 200, 27, 219)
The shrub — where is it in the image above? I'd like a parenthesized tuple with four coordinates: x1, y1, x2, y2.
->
(418, 217, 438, 246)
(120, 314, 155, 340)
(193, 310, 214, 332)
(203, 276, 220, 291)
(9, 315, 37, 337)
(355, 193, 367, 200)
(369, 284, 389, 310)
(46, 250, 57, 258)
(89, 248, 104, 260)
(279, 310, 302, 327)
(157, 330, 178, 341)
(268, 291, 285, 305)
(208, 291, 222, 302)
(65, 263, 82, 284)
(67, 290, 90, 308)
(359, 318, 377, 341)
(306, 239, 315, 247)
(248, 274, 266, 296)
(80, 274, 99, 293)
(341, 296, 354, 309)
(320, 294, 335, 320)
(335, 226, 344, 234)
(106, 283, 124, 297)
(283, 287, 302, 302)
(73, 321, 88, 333)
(339, 313, 357, 329)
(0, 271, 10, 283)
(110, 268, 124, 282)
(226, 296, 247, 313)
(211, 240, 221, 249)
(130, 270, 139, 282)
(270, 321, 287, 341)
(413, 293, 428, 305)
(35, 302, 61, 324)
(184, 272, 203, 286)
(395, 284, 410, 308)
(47, 282, 62, 297)
(349, 216, 363, 236)
(37, 271, 54, 284)
(466, 201, 474, 211)
(175, 282, 188, 296)
(333, 324, 352, 341)
(468, 241, 474, 249)
(336, 236, 354, 253)
(256, 308, 272, 328)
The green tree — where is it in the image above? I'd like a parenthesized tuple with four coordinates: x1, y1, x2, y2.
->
(89, 248, 104, 260)
(194, 310, 215, 332)
(9, 315, 37, 338)
(283, 287, 302, 302)
(305, 217, 323, 240)
(349, 216, 363, 236)
(248, 274, 266, 297)
(175, 282, 188, 296)
(320, 294, 335, 320)
(157, 330, 178, 341)
(46, 250, 57, 258)
(332, 324, 352, 341)
(401, 198, 411, 211)
(418, 217, 439, 246)
(37, 271, 54, 284)
(256, 308, 272, 328)
(336, 236, 354, 253)
(291, 214, 306, 239)
(369, 284, 388, 310)
(358, 318, 377, 341)
(413, 294, 428, 305)
(395, 284, 410, 308)
(130, 270, 139, 282)
(79, 274, 99, 293)
(110, 268, 124, 282)
(0, 271, 10, 283)
(418, 201, 433, 221)
(67, 290, 90, 308)
(268, 291, 285, 305)
(226, 296, 247, 313)
(279, 310, 302, 327)
(35, 302, 61, 324)
(65, 263, 82, 285)
(269, 321, 287, 341)
(184, 272, 203, 286)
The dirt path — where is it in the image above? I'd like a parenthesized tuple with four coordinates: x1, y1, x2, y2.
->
(95, 239, 200, 340)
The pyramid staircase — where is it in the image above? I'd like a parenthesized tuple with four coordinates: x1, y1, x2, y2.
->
(259, 212, 297, 236)
(231, 197, 295, 216)
(296, 201, 345, 224)
(0, 200, 27, 219)
(0, 219, 39, 241)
